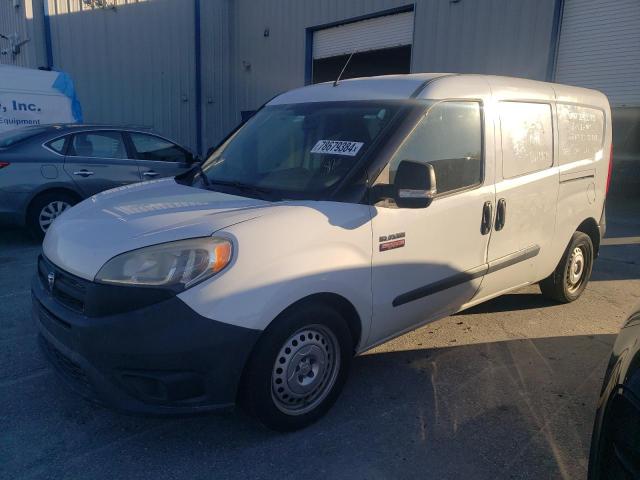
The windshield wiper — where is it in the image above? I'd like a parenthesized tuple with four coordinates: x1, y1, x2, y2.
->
(205, 179, 279, 201)
(191, 163, 211, 187)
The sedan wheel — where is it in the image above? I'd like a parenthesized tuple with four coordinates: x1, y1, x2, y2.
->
(27, 192, 78, 241)
(38, 200, 72, 233)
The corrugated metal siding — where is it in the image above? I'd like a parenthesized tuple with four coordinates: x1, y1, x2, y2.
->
(411, 0, 556, 80)
(225, 0, 557, 133)
(200, 0, 232, 152)
(227, 0, 413, 131)
(46, 0, 197, 150)
(313, 11, 414, 59)
(0, 0, 46, 68)
(555, 0, 640, 106)
(9, 0, 559, 151)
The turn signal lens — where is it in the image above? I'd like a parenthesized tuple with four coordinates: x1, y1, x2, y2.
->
(211, 240, 232, 274)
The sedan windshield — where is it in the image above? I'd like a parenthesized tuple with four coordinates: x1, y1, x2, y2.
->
(199, 101, 403, 199)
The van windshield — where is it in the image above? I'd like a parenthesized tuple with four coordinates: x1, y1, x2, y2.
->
(199, 101, 404, 199)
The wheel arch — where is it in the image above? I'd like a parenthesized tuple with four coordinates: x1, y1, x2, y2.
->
(236, 291, 363, 408)
(271, 292, 363, 353)
(25, 186, 82, 221)
(576, 217, 601, 257)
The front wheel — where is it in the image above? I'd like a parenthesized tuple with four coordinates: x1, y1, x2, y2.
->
(239, 302, 353, 431)
(539, 231, 594, 303)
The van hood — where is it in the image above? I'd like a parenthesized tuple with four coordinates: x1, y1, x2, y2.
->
(43, 178, 273, 280)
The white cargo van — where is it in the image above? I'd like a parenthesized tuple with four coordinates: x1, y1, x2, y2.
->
(0, 65, 80, 132)
(33, 74, 611, 431)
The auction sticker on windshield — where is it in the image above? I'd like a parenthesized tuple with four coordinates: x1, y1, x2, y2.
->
(310, 140, 364, 157)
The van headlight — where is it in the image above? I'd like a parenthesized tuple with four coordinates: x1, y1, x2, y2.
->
(95, 237, 232, 290)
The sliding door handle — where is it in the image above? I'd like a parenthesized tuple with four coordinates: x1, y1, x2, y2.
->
(481, 201, 493, 235)
(495, 198, 507, 231)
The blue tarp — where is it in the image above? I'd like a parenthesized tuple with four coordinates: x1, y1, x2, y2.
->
(52, 71, 83, 123)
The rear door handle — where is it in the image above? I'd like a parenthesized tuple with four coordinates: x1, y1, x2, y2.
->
(481, 201, 493, 235)
(143, 171, 159, 177)
(495, 198, 507, 231)
(73, 170, 94, 177)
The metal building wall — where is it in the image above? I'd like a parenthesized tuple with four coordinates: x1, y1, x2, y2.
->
(0, 0, 47, 68)
(224, 0, 558, 129)
(200, 0, 232, 153)
(45, 0, 197, 150)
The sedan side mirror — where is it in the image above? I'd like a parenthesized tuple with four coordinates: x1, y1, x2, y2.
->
(394, 160, 437, 208)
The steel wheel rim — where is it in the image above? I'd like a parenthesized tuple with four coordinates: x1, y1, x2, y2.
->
(567, 246, 586, 293)
(271, 324, 340, 416)
(38, 200, 71, 232)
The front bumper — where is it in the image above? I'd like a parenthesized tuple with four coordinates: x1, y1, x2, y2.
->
(32, 260, 261, 415)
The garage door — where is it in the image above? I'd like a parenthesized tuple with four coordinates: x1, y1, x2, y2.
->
(312, 11, 414, 84)
(555, 0, 640, 106)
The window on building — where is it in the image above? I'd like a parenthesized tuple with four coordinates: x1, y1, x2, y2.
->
(129, 133, 190, 163)
(499, 102, 553, 178)
(69, 131, 127, 159)
(384, 101, 483, 196)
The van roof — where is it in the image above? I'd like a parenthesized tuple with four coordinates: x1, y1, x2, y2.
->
(268, 73, 609, 109)
(268, 73, 451, 105)
(0, 65, 63, 94)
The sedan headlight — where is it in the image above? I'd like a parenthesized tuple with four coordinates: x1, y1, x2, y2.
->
(95, 237, 232, 290)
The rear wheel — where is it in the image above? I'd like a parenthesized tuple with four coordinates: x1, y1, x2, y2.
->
(239, 301, 353, 431)
(27, 192, 78, 241)
(540, 231, 594, 303)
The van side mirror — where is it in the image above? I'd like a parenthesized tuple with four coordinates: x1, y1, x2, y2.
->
(394, 160, 437, 208)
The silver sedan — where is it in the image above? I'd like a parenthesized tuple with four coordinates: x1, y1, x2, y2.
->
(0, 124, 198, 239)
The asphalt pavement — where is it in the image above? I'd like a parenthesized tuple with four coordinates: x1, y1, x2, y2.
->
(1, 198, 639, 480)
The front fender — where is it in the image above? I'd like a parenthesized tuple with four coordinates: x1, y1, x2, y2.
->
(178, 202, 374, 342)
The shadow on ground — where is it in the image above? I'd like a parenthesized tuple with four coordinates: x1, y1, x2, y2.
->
(1, 332, 614, 480)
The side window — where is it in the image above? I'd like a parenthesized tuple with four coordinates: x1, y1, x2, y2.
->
(499, 102, 553, 178)
(46, 137, 67, 154)
(386, 101, 483, 195)
(557, 104, 604, 165)
(129, 133, 189, 163)
(69, 131, 126, 159)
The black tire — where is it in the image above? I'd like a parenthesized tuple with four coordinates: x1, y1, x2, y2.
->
(26, 191, 78, 241)
(539, 231, 594, 303)
(239, 301, 353, 432)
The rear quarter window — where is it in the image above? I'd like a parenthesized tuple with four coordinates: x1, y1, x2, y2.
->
(46, 137, 66, 154)
(557, 104, 604, 165)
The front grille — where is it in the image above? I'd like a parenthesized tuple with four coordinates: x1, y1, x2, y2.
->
(38, 255, 87, 313)
(40, 335, 96, 398)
